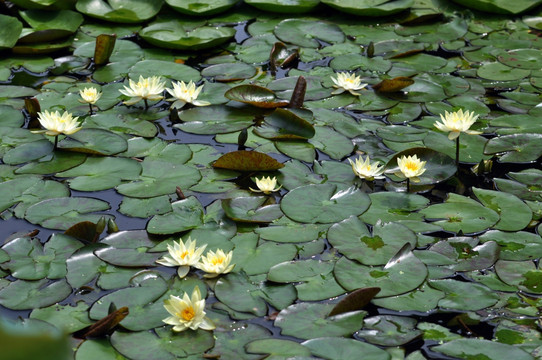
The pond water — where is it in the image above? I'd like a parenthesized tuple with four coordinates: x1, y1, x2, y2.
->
(1, 1, 542, 360)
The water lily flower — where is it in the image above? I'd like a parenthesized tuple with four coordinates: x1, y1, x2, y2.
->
(79, 87, 102, 105)
(162, 286, 215, 332)
(249, 176, 282, 194)
(79, 87, 102, 114)
(331, 72, 367, 96)
(434, 109, 481, 140)
(119, 75, 165, 108)
(32, 110, 81, 136)
(395, 155, 427, 183)
(166, 80, 210, 109)
(348, 155, 385, 181)
(197, 249, 234, 278)
(156, 237, 207, 278)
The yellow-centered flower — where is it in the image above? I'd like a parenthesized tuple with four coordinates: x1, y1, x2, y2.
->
(197, 249, 234, 278)
(79, 87, 102, 104)
(249, 176, 282, 194)
(434, 109, 482, 140)
(163, 286, 215, 332)
(156, 237, 207, 278)
(119, 75, 165, 106)
(348, 155, 385, 181)
(395, 155, 427, 183)
(32, 110, 81, 136)
(331, 72, 367, 96)
(166, 80, 210, 109)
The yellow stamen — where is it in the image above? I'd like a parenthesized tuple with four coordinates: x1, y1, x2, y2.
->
(179, 306, 195, 321)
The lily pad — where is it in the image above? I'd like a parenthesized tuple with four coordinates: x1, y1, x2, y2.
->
(429, 279, 499, 310)
(24, 197, 111, 230)
(30, 302, 92, 333)
(202, 63, 257, 82)
(328, 217, 417, 265)
(275, 302, 366, 340)
(76, 0, 163, 23)
(225, 85, 289, 108)
(59, 129, 127, 156)
(213, 150, 284, 171)
(246, 339, 312, 359)
(322, 0, 414, 16)
(450, 0, 542, 15)
(433, 338, 534, 360)
(419, 193, 500, 234)
(18, 10, 83, 43)
(484, 133, 542, 163)
(386, 147, 456, 185)
(0, 14, 23, 50)
(254, 108, 315, 140)
(472, 187, 532, 231)
(245, 0, 320, 13)
(165, 0, 238, 16)
(357, 315, 422, 346)
(281, 184, 370, 224)
(302, 337, 390, 360)
(0, 279, 72, 310)
(222, 196, 283, 223)
(479, 230, 542, 261)
(176, 106, 256, 135)
(274, 19, 345, 48)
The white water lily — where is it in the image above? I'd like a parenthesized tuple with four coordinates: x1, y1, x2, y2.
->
(32, 110, 81, 136)
(249, 176, 282, 194)
(434, 109, 482, 140)
(197, 249, 234, 278)
(166, 80, 210, 109)
(156, 237, 207, 278)
(348, 155, 385, 181)
(119, 75, 165, 106)
(163, 286, 215, 332)
(79, 87, 102, 104)
(395, 155, 427, 183)
(331, 72, 367, 95)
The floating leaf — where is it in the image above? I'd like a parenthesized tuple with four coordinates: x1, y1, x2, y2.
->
(429, 279, 500, 310)
(165, 0, 238, 16)
(484, 133, 542, 163)
(79, 307, 129, 338)
(225, 85, 289, 108)
(222, 196, 283, 223)
(213, 150, 284, 171)
(433, 338, 534, 359)
(246, 339, 312, 359)
(302, 337, 391, 360)
(175, 105, 256, 134)
(322, 0, 414, 16)
(358, 315, 422, 346)
(254, 108, 315, 140)
(0, 14, 23, 50)
(76, 0, 163, 23)
(328, 287, 381, 317)
(472, 187, 532, 231)
(245, 0, 320, 13)
(202, 63, 257, 82)
(30, 302, 92, 333)
(274, 19, 345, 48)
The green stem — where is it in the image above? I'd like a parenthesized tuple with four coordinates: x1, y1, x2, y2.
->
(53, 135, 58, 150)
(406, 178, 410, 193)
(455, 136, 460, 168)
(144, 98, 149, 110)
(89, 103, 93, 115)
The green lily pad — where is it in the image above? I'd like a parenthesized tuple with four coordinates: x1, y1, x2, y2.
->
(479, 230, 542, 261)
(225, 85, 289, 108)
(215, 272, 296, 316)
(372, 283, 445, 312)
(274, 19, 345, 48)
(484, 133, 542, 163)
(450, 0, 542, 15)
(433, 338, 534, 360)
(495, 260, 542, 294)
(472, 187, 532, 231)
(0, 14, 23, 50)
(302, 337, 390, 360)
(30, 301, 92, 333)
(165, 0, 238, 16)
(24, 197, 111, 230)
(2, 139, 53, 165)
(59, 129, 127, 156)
(140, 18, 235, 50)
(75, 339, 125, 360)
(56, 157, 141, 192)
(255, 220, 328, 243)
(147, 196, 203, 235)
(328, 217, 417, 265)
(231, 233, 297, 275)
(281, 184, 370, 224)
(210, 324, 271, 360)
(95, 231, 162, 267)
(419, 193, 500, 234)
(422, 237, 499, 271)
(254, 108, 315, 140)
(111, 327, 214, 360)
(322, 0, 414, 16)
(66, 244, 106, 288)
(429, 279, 500, 310)
(275, 302, 365, 340)
(176, 106, 256, 135)
(423, 131, 490, 164)
(490, 114, 542, 135)
(202, 63, 258, 82)
(334, 245, 428, 297)
(246, 338, 312, 359)
(76, 0, 163, 23)
(0, 278, 72, 310)
(245, 0, 320, 13)
(16, 151, 86, 175)
(358, 315, 422, 346)
(477, 62, 530, 81)
(309, 126, 354, 160)
(498, 49, 542, 69)
(1, 234, 83, 280)
(360, 192, 429, 225)
(267, 259, 346, 301)
(222, 196, 283, 223)
(18, 10, 83, 43)
(116, 159, 200, 198)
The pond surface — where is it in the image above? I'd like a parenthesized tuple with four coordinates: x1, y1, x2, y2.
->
(1, 1, 542, 359)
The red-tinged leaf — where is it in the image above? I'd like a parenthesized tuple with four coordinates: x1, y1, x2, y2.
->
(64, 221, 99, 243)
(77, 306, 129, 338)
(373, 77, 415, 92)
(213, 150, 284, 171)
(328, 287, 381, 317)
(94, 34, 117, 66)
(288, 76, 306, 109)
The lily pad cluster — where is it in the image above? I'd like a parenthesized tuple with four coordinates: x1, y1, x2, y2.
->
(1, 1, 542, 359)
